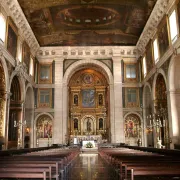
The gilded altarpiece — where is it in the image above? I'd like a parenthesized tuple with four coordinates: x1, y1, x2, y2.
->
(68, 69, 109, 142)
(0, 62, 5, 139)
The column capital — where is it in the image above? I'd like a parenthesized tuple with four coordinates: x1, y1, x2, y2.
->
(112, 56, 122, 62)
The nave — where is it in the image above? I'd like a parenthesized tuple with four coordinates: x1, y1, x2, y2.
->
(0, 146, 180, 180)
(67, 153, 117, 180)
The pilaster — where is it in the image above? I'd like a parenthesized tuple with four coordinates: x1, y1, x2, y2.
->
(112, 56, 124, 143)
(53, 58, 64, 144)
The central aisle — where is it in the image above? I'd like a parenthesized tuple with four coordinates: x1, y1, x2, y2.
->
(67, 153, 118, 180)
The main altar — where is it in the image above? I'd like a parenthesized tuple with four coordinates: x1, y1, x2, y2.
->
(68, 69, 110, 144)
(70, 135, 102, 145)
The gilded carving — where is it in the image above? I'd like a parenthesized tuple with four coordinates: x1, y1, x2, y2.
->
(0, 62, 5, 137)
(69, 69, 108, 138)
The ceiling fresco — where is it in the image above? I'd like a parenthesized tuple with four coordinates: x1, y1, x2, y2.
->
(17, 0, 157, 46)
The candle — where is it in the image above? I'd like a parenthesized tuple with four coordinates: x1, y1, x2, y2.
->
(14, 120, 16, 127)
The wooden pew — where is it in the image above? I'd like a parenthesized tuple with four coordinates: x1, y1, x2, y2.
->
(130, 168, 180, 180)
(0, 171, 47, 180)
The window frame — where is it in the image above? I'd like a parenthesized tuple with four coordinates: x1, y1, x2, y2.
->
(125, 88, 139, 108)
(124, 63, 137, 82)
(168, 8, 179, 44)
(39, 63, 52, 84)
(142, 56, 147, 78)
(0, 12, 6, 43)
(153, 38, 160, 63)
(38, 89, 52, 108)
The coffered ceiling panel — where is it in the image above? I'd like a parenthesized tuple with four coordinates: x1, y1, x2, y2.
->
(17, 0, 157, 46)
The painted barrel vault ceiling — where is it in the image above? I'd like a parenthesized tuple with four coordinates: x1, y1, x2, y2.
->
(17, 0, 157, 46)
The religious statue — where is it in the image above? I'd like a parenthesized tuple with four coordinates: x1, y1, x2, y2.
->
(74, 95, 78, 105)
(99, 94, 103, 106)
(87, 119, 91, 132)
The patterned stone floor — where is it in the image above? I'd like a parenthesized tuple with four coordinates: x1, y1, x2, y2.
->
(67, 153, 118, 180)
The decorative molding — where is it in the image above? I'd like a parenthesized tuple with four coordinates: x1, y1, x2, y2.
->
(136, 0, 171, 55)
(0, 44, 15, 66)
(1, 0, 40, 56)
(36, 46, 138, 60)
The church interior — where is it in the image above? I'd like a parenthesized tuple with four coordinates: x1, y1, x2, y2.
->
(0, 0, 180, 179)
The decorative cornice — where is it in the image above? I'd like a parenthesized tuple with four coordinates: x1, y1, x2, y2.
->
(136, 0, 171, 55)
(1, 0, 40, 56)
(36, 46, 138, 60)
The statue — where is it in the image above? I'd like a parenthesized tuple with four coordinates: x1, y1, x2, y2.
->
(74, 95, 78, 105)
(87, 119, 91, 132)
(99, 94, 103, 106)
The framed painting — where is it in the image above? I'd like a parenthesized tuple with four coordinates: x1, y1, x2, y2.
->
(145, 40, 153, 73)
(157, 17, 169, 58)
(82, 89, 95, 108)
(22, 42, 30, 71)
(6, 17, 18, 59)
(36, 116, 52, 139)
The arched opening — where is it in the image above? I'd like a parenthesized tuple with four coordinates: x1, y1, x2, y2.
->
(0, 60, 6, 150)
(36, 115, 53, 147)
(24, 86, 34, 148)
(144, 85, 154, 147)
(8, 76, 22, 149)
(154, 73, 169, 148)
(168, 55, 180, 146)
(68, 67, 109, 144)
(124, 114, 141, 146)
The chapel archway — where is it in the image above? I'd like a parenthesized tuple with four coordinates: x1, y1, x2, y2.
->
(68, 68, 109, 144)
(8, 76, 22, 149)
(154, 73, 169, 148)
(36, 115, 53, 147)
(168, 55, 180, 145)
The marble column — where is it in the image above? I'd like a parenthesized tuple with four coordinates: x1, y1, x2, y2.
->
(112, 57, 124, 143)
(53, 58, 64, 144)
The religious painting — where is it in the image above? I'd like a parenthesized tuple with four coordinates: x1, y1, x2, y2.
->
(39, 63, 52, 84)
(36, 116, 52, 138)
(6, 17, 18, 59)
(22, 42, 30, 71)
(157, 18, 169, 58)
(145, 41, 154, 73)
(124, 115, 140, 138)
(83, 74, 93, 84)
(82, 89, 95, 108)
